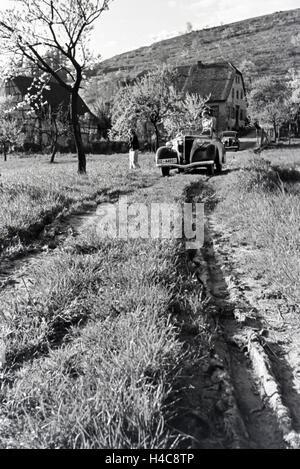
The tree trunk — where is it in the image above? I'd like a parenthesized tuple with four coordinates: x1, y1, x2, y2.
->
(71, 90, 86, 174)
(50, 142, 58, 163)
(273, 122, 278, 143)
(3, 143, 8, 162)
(38, 116, 43, 149)
(50, 119, 58, 163)
(153, 122, 160, 151)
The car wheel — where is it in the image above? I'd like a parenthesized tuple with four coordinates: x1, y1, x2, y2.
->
(215, 157, 222, 174)
(207, 164, 214, 176)
(162, 167, 170, 177)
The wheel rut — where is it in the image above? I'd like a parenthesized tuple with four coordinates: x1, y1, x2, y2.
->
(0, 203, 102, 293)
(186, 213, 300, 448)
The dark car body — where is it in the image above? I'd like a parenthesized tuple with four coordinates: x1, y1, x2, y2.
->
(156, 134, 226, 176)
(220, 131, 240, 151)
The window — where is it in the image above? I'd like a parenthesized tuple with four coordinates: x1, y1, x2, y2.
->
(232, 88, 234, 100)
(240, 91, 243, 100)
(240, 109, 243, 120)
(236, 90, 239, 100)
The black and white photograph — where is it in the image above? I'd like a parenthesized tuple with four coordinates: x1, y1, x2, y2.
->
(0, 0, 299, 454)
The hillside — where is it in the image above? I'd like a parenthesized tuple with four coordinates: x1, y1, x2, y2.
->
(83, 8, 300, 108)
(100, 8, 299, 76)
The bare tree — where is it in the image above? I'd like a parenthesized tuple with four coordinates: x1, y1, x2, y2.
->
(45, 106, 72, 163)
(0, 0, 112, 174)
(22, 77, 72, 162)
(93, 99, 112, 140)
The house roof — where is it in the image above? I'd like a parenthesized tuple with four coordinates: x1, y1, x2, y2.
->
(11, 76, 95, 117)
(176, 61, 245, 102)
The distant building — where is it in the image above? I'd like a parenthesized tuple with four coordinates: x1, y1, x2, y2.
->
(176, 61, 247, 132)
(0, 76, 100, 149)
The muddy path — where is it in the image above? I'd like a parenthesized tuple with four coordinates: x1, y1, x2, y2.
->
(177, 175, 300, 449)
(0, 203, 100, 293)
(195, 224, 286, 448)
(0, 172, 161, 293)
(0, 179, 154, 295)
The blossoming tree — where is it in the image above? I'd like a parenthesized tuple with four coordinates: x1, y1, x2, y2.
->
(0, 97, 25, 161)
(0, 0, 112, 173)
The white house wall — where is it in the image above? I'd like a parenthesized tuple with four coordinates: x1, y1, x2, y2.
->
(227, 73, 247, 129)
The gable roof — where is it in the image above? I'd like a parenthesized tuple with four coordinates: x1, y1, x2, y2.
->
(11, 76, 95, 117)
(176, 61, 245, 102)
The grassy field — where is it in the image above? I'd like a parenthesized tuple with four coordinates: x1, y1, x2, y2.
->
(1, 238, 182, 448)
(0, 153, 159, 256)
(0, 154, 208, 449)
(0, 147, 299, 448)
(212, 147, 300, 306)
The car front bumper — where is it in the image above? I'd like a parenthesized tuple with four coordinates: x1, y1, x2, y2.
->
(156, 161, 215, 169)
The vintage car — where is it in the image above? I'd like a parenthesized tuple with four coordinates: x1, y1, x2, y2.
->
(156, 133, 226, 177)
(220, 131, 240, 151)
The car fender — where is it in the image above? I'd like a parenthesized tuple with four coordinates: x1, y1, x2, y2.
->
(190, 139, 214, 162)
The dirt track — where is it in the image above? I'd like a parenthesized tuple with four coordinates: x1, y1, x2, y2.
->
(186, 216, 299, 448)
(206, 211, 300, 447)
(178, 154, 300, 448)
(0, 203, 98, 295)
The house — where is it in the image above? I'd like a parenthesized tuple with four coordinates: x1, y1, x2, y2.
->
(0, 76, 100, 149)
(176, 61, 247, 132)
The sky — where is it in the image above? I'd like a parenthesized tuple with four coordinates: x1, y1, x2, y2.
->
(0, 0, 299, 60)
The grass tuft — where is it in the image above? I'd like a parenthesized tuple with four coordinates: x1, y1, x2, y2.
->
(213, 150, 300, 305)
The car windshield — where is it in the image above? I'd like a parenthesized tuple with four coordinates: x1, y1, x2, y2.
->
(222, 132, 237, 137)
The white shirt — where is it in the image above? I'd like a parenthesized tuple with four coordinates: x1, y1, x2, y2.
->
(202, 116, 216, 132)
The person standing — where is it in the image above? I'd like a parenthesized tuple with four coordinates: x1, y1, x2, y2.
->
(128, 129, 140, 169)
(201, 108, 217, 138)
